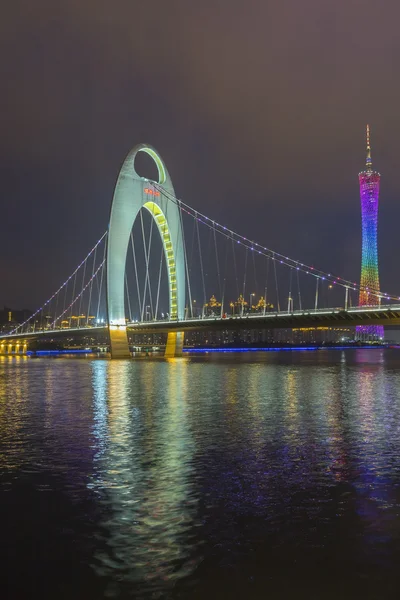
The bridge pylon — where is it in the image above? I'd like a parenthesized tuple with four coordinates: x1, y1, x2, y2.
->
(106, 144, 185, 358)
(164, 331, 184, 358)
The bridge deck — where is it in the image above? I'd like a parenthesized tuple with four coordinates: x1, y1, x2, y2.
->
(127, 306, 400, 334)
(2, 305, 400, 341)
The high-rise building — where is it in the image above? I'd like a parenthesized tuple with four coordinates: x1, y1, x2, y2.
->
(356, 125, 384, 341)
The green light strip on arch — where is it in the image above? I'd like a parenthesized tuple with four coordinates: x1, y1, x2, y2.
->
(143, 201, 177, 319)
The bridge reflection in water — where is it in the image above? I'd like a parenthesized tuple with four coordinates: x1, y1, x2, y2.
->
(2, 351, 400, 597)
(89, 358, 201, 591)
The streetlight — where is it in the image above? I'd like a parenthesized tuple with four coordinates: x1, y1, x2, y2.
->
(249, 293, 255, 313)
(192, 299, 196, 318)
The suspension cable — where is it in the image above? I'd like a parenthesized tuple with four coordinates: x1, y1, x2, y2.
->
(77, 256, 88, 326)
(273, 253, 281, 312)
(96, 237, 107, 323)
(52, 260, 105, 328)
(140, 208, 154, 321)
(296, 268, 302, 311)
(263, 255, 270, 315)
(314, 277, 319, 311)
(221, 235, 229, 317)
(10, 232, 107, 335)
(251, 245, 259, 304)
(288, 268, 293, 313)
(213, 222, 222, 302)
(69, 270, 78, 327)
(125, 274, 132, 322)
(155, 191, 170, 319)
(178, 198, 193, 320)
(241, 247, 248, 316)
(195, 213, 207, 318)
(86, 244, 97, 326)
(231, 235, 240, 301)
(154, 184, 397, 302)
(130, 231, 142, 320)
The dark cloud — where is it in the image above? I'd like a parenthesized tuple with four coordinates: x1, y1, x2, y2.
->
(1, 0, 400, 307)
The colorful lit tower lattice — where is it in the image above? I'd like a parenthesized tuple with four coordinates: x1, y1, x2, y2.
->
(356, 125, 384, 341)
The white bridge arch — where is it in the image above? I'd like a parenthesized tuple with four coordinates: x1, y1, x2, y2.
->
(106, 144, 185, 358)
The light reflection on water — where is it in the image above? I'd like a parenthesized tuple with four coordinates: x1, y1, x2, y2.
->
(89, 359, 200, 595)
(1, 350, 400, 598)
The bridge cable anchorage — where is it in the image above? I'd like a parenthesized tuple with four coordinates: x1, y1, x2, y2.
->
(153, 183, 400, 303)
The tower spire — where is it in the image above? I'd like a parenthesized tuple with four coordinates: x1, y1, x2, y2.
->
(366, 124, 372, 170)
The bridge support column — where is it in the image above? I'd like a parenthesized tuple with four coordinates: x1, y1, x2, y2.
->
(109, 326, 131, 359)
(164, 331, 184, 358)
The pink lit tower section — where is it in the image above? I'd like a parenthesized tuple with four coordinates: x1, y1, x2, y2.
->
(356, 125, 384, 341)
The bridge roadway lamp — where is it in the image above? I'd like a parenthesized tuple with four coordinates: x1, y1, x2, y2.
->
(106, 144, 186, 358)
(249, 293, 255, 312)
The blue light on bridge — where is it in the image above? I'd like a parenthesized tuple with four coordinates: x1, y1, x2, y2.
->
(183, 346, 383, 353)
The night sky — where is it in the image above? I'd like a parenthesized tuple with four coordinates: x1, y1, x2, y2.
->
(2, 0, 400, 309)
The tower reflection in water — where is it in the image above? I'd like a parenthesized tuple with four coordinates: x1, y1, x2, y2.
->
(89, 358, 200, 593)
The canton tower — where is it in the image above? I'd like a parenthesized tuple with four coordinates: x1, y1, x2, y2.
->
(356, 125, 384, 341)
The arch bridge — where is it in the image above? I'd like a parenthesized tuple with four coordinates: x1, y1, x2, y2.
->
(2, 143, 399, 357)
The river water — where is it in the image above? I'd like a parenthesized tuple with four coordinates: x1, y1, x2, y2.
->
(1, 349, 400, 599)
